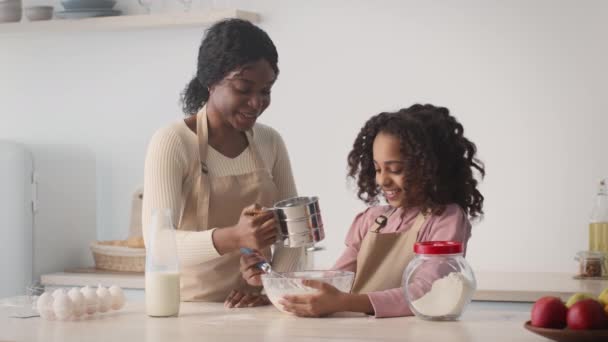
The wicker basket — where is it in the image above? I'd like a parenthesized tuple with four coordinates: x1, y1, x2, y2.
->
(90, 242, 146, 273)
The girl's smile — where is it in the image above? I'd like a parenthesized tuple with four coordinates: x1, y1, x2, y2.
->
(382, 188, 402, 201)
(373, 132, 407, 207)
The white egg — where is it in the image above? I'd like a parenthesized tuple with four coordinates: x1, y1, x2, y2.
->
(67, 287, 85, 317)
(52, 289, 65, 298)
(52, 291, 73, 321)
(108, 285, 125, 310)
(96, 285, 112, 313)
(36, 292, 55, 320)
(80, 286, 99, 314)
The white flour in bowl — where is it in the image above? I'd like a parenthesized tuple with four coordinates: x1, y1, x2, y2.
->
(263, 272, 354, 314)
(410, 272, 475, 317)
(267, 286, 317, 314)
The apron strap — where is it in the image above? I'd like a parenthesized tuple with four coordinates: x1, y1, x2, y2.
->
(371, 207, 427, 234)
(409, 211, 427, 237)
(371, 207, 398, 233)
(196, 107, 211, 229)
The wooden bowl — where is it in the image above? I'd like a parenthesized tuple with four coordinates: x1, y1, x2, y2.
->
(524, 321, 608, 342)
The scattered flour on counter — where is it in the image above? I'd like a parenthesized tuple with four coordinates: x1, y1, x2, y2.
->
(201, 313, 258, 325)
(411, 272, 475, 317)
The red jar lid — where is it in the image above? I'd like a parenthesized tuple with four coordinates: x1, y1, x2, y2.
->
(414, 241, 463, 254)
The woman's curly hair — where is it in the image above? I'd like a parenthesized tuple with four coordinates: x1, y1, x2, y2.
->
(347, 104, 485, 219)
(180, 19, 279, 115)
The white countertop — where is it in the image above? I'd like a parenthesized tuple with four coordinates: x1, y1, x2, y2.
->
(0, 301, 542, 342)
(41, 270, 608, 302)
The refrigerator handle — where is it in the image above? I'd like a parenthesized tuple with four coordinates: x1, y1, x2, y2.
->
(31, 171, 38, 213)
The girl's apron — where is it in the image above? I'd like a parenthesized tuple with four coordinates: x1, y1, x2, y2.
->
(179, 107, 278, 301)
(350, 208, 426, 294)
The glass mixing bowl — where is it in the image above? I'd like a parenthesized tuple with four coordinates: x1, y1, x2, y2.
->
(261, 270, 354, 313)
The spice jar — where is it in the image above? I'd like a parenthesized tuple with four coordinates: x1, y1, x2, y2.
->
(403, 241, 476, 321)
(575, 251, 605, 278)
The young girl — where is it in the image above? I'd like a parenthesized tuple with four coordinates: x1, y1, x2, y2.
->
(241, 104, 485, 317)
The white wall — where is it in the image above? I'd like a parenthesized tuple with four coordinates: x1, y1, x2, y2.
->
(1, 0, 607, 276)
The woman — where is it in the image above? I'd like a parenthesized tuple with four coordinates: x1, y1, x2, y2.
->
(142, 19, 302, 308)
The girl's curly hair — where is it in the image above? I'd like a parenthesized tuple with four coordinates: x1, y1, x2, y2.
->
(347, 104, 485, 219)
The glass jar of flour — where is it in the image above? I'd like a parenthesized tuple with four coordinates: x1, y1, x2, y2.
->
(403, 241, 476, 321)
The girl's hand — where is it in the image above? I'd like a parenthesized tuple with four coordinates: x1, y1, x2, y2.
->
(278, 280, 347, 317)
(240, 250, 267, 286)
(224, 289, 270, 308)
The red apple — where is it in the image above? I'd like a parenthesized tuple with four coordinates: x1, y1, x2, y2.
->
(566, 299, 608, 330)
(531, 296, 568, 328)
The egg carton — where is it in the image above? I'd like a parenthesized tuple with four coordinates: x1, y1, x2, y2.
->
(32, 284, 126, 321)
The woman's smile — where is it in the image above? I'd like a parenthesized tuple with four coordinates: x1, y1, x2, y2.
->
(236, 111, 258, 127)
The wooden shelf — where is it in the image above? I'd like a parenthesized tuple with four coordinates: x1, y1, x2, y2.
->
(0, 9, 260, 34)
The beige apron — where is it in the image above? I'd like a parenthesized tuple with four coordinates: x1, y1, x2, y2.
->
(350, 208, 426, 294)
(179, 107, 277, 301)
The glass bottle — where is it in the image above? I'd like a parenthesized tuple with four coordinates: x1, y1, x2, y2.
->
(589, 179, 608, 274)
(145, 208, 180, 317)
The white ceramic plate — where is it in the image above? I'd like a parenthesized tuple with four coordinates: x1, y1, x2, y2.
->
(61, 0, 116, 10)
(55, 9, 120, 19)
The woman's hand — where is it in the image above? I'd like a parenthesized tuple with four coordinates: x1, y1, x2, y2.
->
(240, 249, 267, 287)
(212, 204, 277, 256)
(224, 289, 270, 308)
(278, 280, 349, 317)
(234, 204, 277, 250)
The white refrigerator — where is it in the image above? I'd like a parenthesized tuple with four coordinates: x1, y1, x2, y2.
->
(0, 141, 97, 298)
(0, 141, 34, 298)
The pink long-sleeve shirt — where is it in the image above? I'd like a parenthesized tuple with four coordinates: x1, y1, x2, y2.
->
(332, 204, 472, 318)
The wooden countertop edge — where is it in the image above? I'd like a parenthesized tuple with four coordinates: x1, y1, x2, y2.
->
(41, 272, 144, 289)
(473, 290, 573, 302)
(41, 270, 600, 302)
(42, 272, 576, 302)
